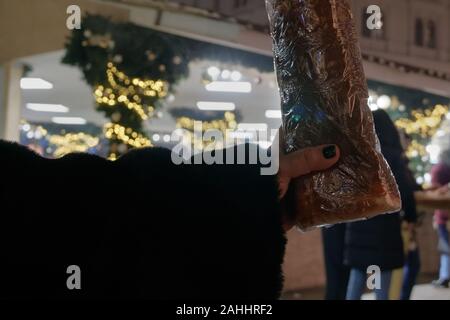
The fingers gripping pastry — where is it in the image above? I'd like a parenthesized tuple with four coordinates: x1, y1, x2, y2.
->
(266, 0, 401, 230)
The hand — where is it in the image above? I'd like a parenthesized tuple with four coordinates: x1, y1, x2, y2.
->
(436, 185, 449, 195)
(276, 130, 340, 231)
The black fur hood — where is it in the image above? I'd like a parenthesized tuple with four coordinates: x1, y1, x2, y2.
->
(0, 140, 286, 299)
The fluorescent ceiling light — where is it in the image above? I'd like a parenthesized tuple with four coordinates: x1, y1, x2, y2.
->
(377, 95, 391, 109)
(221, 70, 231, 79)
(265, 110, 282, 119)
(369, 103, 379, 111)
(205, 81, 252, 93)
(26, 103, 69, 113)
(207, 66, 221, 78)
(197, 101, 236, 111)
(237, 123, 268, 131)
(52, 117, 87, 125)
(20, 78, 53, 89)
(230, 71, 242, 81)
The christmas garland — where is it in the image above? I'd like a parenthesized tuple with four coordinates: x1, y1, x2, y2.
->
(62, 14, 273, 158)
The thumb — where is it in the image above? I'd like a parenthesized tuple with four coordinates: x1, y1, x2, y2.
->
(280, 145, 340, 179)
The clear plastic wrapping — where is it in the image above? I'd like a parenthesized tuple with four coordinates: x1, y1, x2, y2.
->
(266, 0, 401, 230)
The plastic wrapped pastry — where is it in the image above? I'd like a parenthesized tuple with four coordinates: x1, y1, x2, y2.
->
(266, 0, 401, 230)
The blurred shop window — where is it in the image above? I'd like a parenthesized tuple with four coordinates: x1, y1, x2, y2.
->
(361, 9, 372, 38)
(414, 18, 424, 47)
(415, 18, 438, 49)
(426, 20, 437, 49)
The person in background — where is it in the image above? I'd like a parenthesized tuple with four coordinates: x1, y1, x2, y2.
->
(399, 131, 422, 300)
(322, 224, 350, 300)
(430, 149, 450, 288)
(344, 109, 417, 300)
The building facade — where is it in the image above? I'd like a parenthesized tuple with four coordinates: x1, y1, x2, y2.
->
(163, 0, 450, 96)
(168, 0, 450, 61)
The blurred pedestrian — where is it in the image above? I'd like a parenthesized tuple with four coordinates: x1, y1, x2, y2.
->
(345, 110, 417, 300)
(399, 132, 421, 300)
(430, 149, 450, 288)
(322, 224, 350, 300)
(400, 219, 421, 299)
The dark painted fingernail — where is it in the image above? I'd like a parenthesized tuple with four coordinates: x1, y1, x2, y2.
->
(323, 145, 336, 159)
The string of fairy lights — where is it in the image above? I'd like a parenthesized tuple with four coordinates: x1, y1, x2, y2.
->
(49, 132, 100, 158)
(175, 111, 238, 151)
(395, 104, 448, 138)
(176, 112, 237, 132)
(395, 104, 449, 160)
(20, 121, 100, 158)
(104, 123, 152, 149)
(93, 62, 169, 159)
(393, 104, 450, 185)
(94, 62, 167, 121)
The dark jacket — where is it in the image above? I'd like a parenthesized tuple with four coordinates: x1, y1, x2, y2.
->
(344, 146, 417, 271)
(0, 140, 286, 299)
